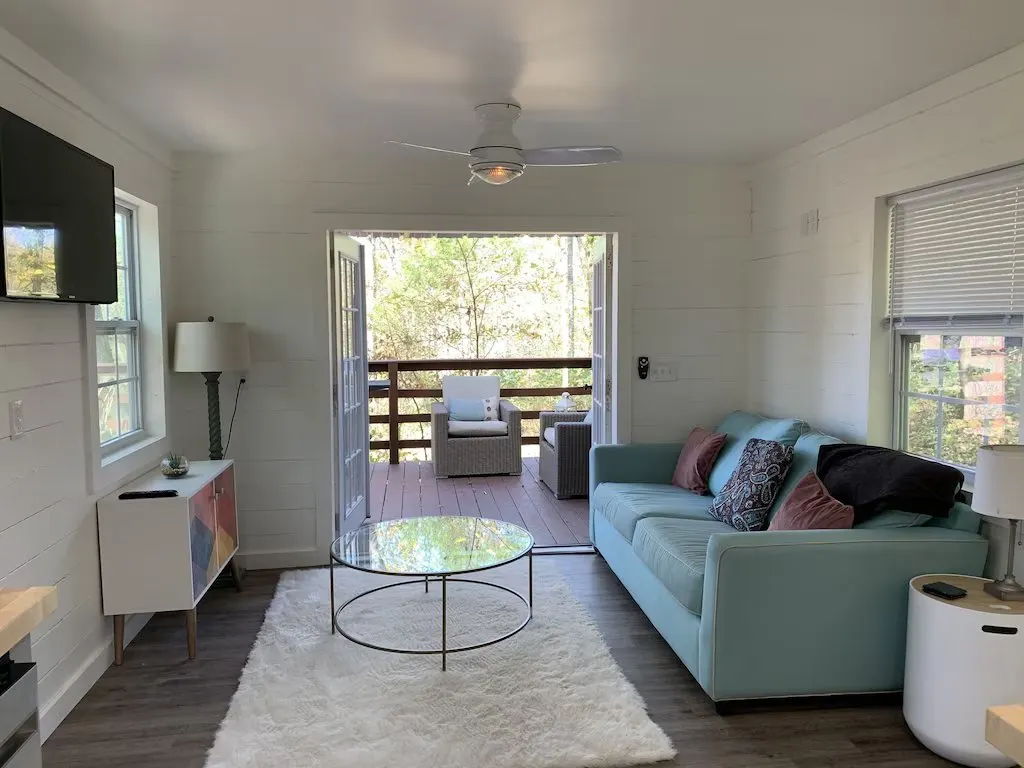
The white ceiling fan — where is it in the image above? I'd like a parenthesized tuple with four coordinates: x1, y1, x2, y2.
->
(387, 102, 622, 186)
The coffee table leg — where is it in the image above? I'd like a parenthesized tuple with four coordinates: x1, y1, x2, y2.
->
(441, 575, 447, 671)
(330, 557, 336, 635)
(529, 551, 533, 616)
(425, 575, 429, 594)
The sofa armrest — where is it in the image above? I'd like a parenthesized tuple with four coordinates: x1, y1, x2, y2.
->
(540, 411, 587, 430)
(698, 527, 989, 701)
(589, 443, 683, 497)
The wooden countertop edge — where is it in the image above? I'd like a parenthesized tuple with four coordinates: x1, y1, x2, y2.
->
(0, 587, 58, 657)
(986, 705, 1024, 765)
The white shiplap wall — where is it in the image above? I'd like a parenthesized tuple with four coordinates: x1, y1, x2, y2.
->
(0, 28, 174, 736)
(749, 42, 1024, 442)
(170, 150, 752, 567)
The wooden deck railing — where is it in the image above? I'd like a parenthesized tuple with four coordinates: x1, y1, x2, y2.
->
(368, 357, 593, 464)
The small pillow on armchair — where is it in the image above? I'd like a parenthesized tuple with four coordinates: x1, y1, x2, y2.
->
(449, 396, 499, 422)
(768, 472, 854, 531)
(672, 426, 727, 495)
(710, 438, 794, 531)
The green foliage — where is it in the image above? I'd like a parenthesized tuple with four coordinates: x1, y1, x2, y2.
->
(904, 335, 1021, 468)
(364, 234, 601, 461)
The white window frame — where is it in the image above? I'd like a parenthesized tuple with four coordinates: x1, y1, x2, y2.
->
(892, 325, 1023, 483)
(84, 189, 169, 495)
(97, 203, 145, 455)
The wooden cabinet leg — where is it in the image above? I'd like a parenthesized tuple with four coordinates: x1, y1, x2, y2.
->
(113, 615, 125, 666)
(229, 557, 244, 592)
(185, 609, 197, 660)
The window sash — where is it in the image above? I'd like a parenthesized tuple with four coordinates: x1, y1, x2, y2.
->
(98, 202, 143, 451)
(893, 328, 1023, 476)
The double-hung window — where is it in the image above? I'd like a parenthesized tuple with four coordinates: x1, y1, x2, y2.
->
(890, 166, 1024, 475)
(96, 204, 143, 451)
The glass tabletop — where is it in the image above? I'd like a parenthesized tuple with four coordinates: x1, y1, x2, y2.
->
(331, 517, 534, 576)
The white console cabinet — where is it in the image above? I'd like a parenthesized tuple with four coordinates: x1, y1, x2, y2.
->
(97, 460, 241, 663)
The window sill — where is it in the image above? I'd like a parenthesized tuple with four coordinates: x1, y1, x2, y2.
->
(101, 433, 163, 469)
(90, 432, 169, 497)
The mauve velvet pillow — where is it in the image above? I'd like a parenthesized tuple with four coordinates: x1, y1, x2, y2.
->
(672, 427, 727, 495)
(769, 472, 854, 531)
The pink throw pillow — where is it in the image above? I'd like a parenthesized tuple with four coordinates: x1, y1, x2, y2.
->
(769, 472, 854, 531)
(672, 427, 727, 495)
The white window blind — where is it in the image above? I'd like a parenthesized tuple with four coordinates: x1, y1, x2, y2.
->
(889, 165, 1024, 326)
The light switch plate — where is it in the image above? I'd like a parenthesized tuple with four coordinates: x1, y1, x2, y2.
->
(649, 360, 679, 382)
(9, 399, 24, 439)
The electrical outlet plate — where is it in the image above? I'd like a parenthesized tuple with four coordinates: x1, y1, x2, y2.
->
(9, 399, 24, 439)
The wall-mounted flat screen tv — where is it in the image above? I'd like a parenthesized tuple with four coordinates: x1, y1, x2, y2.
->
(0, 107, 116, 304)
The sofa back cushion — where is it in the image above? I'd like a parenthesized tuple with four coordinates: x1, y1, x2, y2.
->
(707, 412, 806, 496)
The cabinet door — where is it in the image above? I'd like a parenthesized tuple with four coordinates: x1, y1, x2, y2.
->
(214, 465, 238, 569)
(190, 482, 218, 600)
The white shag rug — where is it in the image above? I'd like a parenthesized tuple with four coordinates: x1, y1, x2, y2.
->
(206, 558, 675, 768)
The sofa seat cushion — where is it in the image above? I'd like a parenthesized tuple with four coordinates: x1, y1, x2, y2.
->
(632, 517, 734, 616)
(448, 420, 508, 437)
(592, 482, 714, 542)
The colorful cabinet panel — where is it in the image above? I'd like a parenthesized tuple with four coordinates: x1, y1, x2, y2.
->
(98, 461, 240, 616)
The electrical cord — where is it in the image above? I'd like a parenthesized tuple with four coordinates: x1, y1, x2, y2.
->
(224, 378, 245, 456)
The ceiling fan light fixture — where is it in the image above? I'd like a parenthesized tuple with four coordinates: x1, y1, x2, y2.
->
(471, 161, 524, 186)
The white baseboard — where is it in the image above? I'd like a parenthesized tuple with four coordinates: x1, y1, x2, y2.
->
(38, 612, 152, 741)
(239, 549, 326, 570)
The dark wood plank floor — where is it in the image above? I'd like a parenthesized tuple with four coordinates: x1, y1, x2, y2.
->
(43, 557, 951, 768)
(370, 459, 591, 546)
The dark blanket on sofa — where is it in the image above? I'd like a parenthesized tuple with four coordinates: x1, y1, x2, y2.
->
(816, 444, 963, 523)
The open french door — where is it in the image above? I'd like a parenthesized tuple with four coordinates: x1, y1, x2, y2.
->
(591, 237, 614, 445)
(328, 233, 370, 537)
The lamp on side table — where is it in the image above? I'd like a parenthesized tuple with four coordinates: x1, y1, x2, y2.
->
(173, 316, 250, 592)
(973, 444, 1024, 601)
(173, 317, 251, 461)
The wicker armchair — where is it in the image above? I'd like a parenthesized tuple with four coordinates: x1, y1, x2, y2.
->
(431, 375, 523, 478)
(538, 411, 591, 499)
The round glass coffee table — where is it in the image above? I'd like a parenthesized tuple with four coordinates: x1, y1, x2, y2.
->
(330, 516, 534, 670)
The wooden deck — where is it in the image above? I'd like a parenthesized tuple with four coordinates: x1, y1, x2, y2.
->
(369, 458, 590, 546)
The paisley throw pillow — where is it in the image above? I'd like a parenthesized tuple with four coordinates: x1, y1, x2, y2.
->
(710, 438, 794, 531)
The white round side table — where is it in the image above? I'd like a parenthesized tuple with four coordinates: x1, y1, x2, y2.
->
(904, 574, 1024, 768)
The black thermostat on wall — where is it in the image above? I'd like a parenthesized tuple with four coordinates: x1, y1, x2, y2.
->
(638, 356, 650, 380)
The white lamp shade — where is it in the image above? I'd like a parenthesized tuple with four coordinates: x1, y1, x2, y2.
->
(173, 321, 251, 373)
(971, 444, 1024, 520)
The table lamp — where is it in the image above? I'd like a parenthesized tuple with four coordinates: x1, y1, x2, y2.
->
(972, 444, 1024, 601)
(173, 317, 251, 461)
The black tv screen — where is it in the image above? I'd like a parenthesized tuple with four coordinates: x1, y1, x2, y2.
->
(0, 107, 116, 304)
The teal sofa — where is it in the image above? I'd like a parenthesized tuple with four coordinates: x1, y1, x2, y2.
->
(589, 411, 989, 705)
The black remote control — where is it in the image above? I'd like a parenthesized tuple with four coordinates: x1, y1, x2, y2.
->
(118, 490, 179, 500)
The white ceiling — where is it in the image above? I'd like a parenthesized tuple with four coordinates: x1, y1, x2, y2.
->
(4, 0, 1024, 161)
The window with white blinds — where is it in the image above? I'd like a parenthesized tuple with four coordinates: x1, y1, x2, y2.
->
(888, 165, 1024, 326)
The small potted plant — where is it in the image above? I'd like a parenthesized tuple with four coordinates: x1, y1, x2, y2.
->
(160, 453, 190, 478)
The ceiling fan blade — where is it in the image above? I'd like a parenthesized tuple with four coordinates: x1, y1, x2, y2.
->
(522, 146, 622, 166)
(385, 140, 470, 156)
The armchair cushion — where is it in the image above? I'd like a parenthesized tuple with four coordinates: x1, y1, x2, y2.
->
(448, 420, 508, 437)
(543, 427, 556, 446)
(442, 375, 500, 405)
